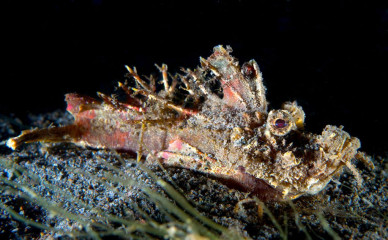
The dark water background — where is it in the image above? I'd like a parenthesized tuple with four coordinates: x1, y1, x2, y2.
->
(2, 0, 387, 155)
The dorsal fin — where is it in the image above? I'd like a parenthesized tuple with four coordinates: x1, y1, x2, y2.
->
(204, 45, 267, 113)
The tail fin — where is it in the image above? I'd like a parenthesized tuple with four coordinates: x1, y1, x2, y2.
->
(6, 125, 81, 150)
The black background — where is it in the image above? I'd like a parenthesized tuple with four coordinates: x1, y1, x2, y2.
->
(2, 0, 387, 155)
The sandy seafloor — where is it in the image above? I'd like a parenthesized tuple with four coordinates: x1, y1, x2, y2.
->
(0, 111, 386, 240)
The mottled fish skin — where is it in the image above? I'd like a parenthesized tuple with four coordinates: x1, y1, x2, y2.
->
(7, 45, 373, 201)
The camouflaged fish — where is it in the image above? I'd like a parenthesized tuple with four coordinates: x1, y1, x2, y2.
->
(7, 45, 372, 201)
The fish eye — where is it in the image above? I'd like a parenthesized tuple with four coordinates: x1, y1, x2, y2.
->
(274, 118, 287, 128)
(281, 101, 305, 129)
(267, 110, 296, 136)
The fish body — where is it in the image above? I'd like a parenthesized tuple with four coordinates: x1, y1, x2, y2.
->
(7, 46, 371, 201)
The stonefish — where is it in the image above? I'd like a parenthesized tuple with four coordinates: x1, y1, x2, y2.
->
(7, 46, 372, 201)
